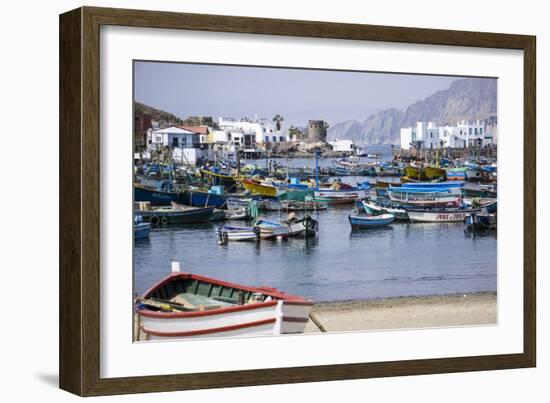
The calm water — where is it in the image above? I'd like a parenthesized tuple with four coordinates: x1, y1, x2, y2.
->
(134, 208, 497, 302)
(134, 145, 496, 302)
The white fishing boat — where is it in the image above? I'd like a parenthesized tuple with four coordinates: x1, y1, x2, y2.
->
(284, 214, 319, 238)
(254, 218, 290, 239)
(137, 263, 313, 340)
(361, 200, 409, 221)
(224, 208, 248, 220)
(217, 225, 258, 243)
(388, 190, 461, 207)
(314, 189, 367, 205)
(406, 208, 481, 223)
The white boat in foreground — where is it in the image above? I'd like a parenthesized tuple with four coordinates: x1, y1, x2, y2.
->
(137, 263, 313, 340)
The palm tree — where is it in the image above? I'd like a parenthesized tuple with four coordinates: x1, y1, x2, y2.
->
(272, 114, 284, 131)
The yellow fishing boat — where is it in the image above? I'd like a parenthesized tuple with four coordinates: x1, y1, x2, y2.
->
(403, 165, 446, 181)
(239, 179, 277, 197)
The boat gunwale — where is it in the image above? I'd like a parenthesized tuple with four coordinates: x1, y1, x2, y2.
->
(138, 272, 313, 319)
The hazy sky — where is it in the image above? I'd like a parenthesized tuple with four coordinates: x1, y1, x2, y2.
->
(134, 61, 458, 128)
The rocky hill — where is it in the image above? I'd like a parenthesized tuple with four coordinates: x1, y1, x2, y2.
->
(327, 78, 497, 145)
(134, 102, 182, 125)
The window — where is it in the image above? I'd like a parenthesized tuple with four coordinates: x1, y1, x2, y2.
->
(480, 128, 483, 134)
(272, 136, 276, 142)
(155, 135, 162, 142)
(172, 137, 179, 147)
(469, 128, 472, 135)
(265, 136, 269, 142)
(280, 136, 284, 142)
(475, 128, 478, 135)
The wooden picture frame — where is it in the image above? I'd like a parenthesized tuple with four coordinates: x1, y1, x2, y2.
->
(59, 6, 536, 396)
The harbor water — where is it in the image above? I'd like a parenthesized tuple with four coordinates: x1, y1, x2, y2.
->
(134, 145, 496, 302)
(134, 208, 497, 302)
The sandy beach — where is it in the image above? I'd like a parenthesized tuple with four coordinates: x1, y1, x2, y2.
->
(134, 292, 496, 341)
(304, 292, 497, 333)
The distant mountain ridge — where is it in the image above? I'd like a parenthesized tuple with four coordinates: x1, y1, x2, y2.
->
(327, 78, 497, 145)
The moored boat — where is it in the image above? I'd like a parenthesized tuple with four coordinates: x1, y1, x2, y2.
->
(465, 212, 497, 232)
(136, 265, 313, 340)
(388, 188, 461, 207)
(360, 200, 409, 221)
(134, 215, 151, 239)
(314, 188, 367, 205)
(254, 218, 290, 239)
(284, 214, 319, 238)
(406, 207, 481, 223)
(134, 183, 179, 206)
(224, 207, 249, 220)
(348, 213, 395, 229)
(135, 202, 215, 225)
(239, 179, 277, 197)
(217, 225, 258, 243)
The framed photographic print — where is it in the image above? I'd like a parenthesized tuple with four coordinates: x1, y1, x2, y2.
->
(59, 6, 536, 396)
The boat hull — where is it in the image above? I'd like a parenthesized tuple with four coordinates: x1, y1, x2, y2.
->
(134, 184, 178, 206)
(134, 222, 151, 239)
(179, 189, 228, 208)
(388, 191, 460, 207)
(218, 226, 258, 242)
(407, 209, 480, 223)
(314, 189, 366, 205)
(241, 180, 277, 197)
(348, 213, 395, 228)
(138, 206, 215, 224)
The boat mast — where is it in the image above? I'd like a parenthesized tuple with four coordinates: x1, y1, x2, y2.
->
(314, 150, 320, 190)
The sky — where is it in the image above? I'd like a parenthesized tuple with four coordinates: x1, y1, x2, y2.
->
(134, 61, 458, 129)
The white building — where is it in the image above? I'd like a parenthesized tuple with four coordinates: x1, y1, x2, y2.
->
(149, 126, 198, 149)
(328, 140, 354, 152)
(400, 120, 494, 150)
(148, 126, 212, 165)
(217, 117, 288, 146)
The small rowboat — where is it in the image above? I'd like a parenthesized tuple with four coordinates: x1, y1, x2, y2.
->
(465, 212, 497, 232)
(134, 215, 151, 239)
(284, 214, 319, 238)
(254, 218, 290, 239)
(224, 208, 249, 220)
(360, 200, 409, 221)
(137, 265, 313, 340)
(217, 225, 258, 243)
(348, 213, 395, 229)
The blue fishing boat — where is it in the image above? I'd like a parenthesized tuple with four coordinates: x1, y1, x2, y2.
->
(178, 188, 229, 208)
(136, 202, 215, 225)
(134, 215, 151, 239)
(134, 183, 179, 206)
(348, 213, 395, 229)
(465, 213, 497, 232)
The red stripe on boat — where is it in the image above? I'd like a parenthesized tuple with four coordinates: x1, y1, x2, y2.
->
(141, 318, 277, 337)
(138, 300, 278, 318)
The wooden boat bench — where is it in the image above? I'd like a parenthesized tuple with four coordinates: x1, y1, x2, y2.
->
(171, 292, 235, 311)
